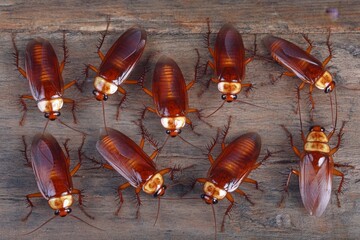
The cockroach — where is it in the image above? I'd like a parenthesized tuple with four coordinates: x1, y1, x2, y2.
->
(12, 33, 80, 126)
(139, 52, 204, 138)
(203, 19, 257, 116)
(263, 33, 334, 117)
(22, 134, 98, 234)
(95, 127, 177, 217)
(280, 87, 350, 216)
(193, 117, 271, 233)
(85, 17, 147, 120)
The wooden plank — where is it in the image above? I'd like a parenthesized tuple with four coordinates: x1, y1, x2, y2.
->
(0, 1, 359, 239)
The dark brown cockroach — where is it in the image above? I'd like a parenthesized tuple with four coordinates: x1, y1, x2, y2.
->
(280, 87, 350, 217)
(203, 19, 257, 116)
(263, 33, 334, 117)
(12, 33, 80, 126)
(95, 127, 178, 217)
(85, 17, 147, 120)
(193, 117, 271, 233)
(22, 134, 99, 234)
(139, 52, 203, 138)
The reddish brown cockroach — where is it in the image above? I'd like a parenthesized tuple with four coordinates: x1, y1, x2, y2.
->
(13, 33, 79, 126)
(193, 117, 271, 233)
(85, 17, 147, 120)
(139, 52, 203, 138)
(203, 19, 256, 114)
(95, 127, 177, 217)
(22, 134, 98, 234)
(281, 88, 350, 217)
(263, 33, 334, 116)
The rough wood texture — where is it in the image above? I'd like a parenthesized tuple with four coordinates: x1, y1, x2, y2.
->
(1, 1, 359, 239)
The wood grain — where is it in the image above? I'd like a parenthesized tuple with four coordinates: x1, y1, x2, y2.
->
(1, 1, 359, 239)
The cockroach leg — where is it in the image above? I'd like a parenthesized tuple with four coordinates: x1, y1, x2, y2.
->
(63, 98, 77, 124)
(235, 188, 254, 205)
(59, 31, 69, 73)
(115, 182, 131, 216)
(96, 16, 111, 60)
(221, 193, 235, 232)
(308, 84, 315, 121)
(243, 178, 259, 190)
(149, 149, 160, 160)
(22, 192, 43, 221)
(19, 95, 34, 126)
(12, 35, 27, 78)
(301, 34, 313, 54)
(281, 125, 302, 157)
(278, 169, 299, 207)
(72, 189, 94, 219)
(21, 135, 31, 167)
(332, 168, 345, 208)
(322, 31, 333, 67)
(329, 121, 346, 155)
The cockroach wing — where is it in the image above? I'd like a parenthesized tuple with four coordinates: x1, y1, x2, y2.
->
(263, 36, 323, 84)
(30, 134, 72, 199)
(152, 56, 188, 116)
(99, 27, 147, 85)
(96, 128, 157, 188)
(299, 154, 332, 217)
(25, 38, 63, 101)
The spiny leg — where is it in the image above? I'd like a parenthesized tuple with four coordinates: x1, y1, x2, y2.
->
(21, 135, 31, 167)
(115, 87, 127, 121)
(115, 182, 131, 216)
(308, 84, 315, 121)
(243, 178, 259, 190)
(242, 83, 254, 97)
(272, 71, 296, 84)
(301, 34, 313, 54)
(235, 188, 254, 205)
(220, 116, 231, 150)
(279, 169, 299, 207)
(135, 187, 142, 219)
(206, 129, 220, 165)
(59, 31, 69, 73)
(244, 34, 257, 65)
(12, 34, 27, 78)
(19, 95, 34, 126)
(187, 108, 213, 128)
(281, 125, 302, 157)
(221, 193, 235, 232)
(63, 98, 77, 124)
(186, 48, 201, 91)
(295, 82, 306, 117)
(322, 30, 333, 67)
(333, 168, 345, 208)
(329, 121, 346, 156)
(97, 16, 111, 61)
(22, 192, 42, 221)
(72, 189, 94, 219)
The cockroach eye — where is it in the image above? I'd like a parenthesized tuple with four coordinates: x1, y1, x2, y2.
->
(231, 94, 237, 100)
(166, 130, 171, 134)
(212, 198, 218, 204)
(66, 208, 72, 213)
(321, 127, 325, 132)
(221, 94, 226, 100)
(200, 194, 206, 199)
(309, 126, 314, 132)
(54, 210, 60, 216)
(103, 94, 108, 101)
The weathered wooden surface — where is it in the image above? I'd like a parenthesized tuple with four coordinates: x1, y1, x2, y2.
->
(1, 1, 359, 239)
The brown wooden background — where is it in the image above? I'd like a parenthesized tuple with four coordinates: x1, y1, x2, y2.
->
(1, 1, 359, 239)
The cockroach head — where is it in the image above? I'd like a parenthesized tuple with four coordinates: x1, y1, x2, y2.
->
(93, 76, 117, 101)
(143, 173, 166, 197)
(201, 181, 227, 204)
(48, 194, 74, 217)
(315, 70, 335, 93)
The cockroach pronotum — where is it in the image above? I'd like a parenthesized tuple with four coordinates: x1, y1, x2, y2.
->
(85, 17, 147, 120)
(22, 134, 98, 234)
(193, 117, 271, 234)
(280, 88, 351, 217)
(95, 127, 178, 219)
(12, 33, 80, 126)
(203, 19, 258, 116)
(139, 52, 203, 138)
(263, 33, 335, 118)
